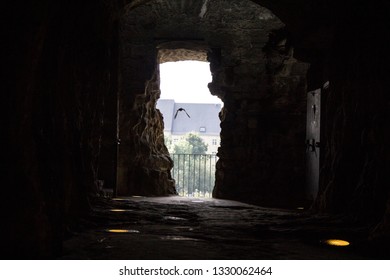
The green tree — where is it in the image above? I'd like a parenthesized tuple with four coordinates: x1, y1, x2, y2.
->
(170, 133, 214, 197)
(173, 133, 208, 154)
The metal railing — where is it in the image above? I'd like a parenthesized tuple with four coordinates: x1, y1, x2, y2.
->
(170, 154, 218, 198)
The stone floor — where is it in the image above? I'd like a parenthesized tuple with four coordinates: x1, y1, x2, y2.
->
(61, 196, 388, 259)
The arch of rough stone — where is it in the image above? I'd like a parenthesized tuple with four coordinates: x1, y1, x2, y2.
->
(116, 0, 309, 208)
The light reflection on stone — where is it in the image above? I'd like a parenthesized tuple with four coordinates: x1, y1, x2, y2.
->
(106, 229, 140, 234)
(323, 239, 350, 247)
(110, 209, 132, 212)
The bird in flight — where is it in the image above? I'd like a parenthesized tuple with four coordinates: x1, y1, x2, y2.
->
(174, 108, 191, 119)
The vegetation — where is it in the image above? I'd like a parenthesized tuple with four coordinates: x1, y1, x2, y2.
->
(165, 133, 215, 197)
(172, 132, 208, 154)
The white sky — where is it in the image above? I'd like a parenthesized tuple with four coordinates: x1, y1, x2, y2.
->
(159, 61, 222, 104)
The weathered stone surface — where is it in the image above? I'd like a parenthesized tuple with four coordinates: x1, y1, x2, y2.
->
(211, 28, 309, 207)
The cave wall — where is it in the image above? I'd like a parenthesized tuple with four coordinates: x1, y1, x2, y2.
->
(314, 1, 390, 230)
(117, 43, 176, 195)
(4, 0, 122, 258)
(210, 29, 309, 207)
(116, 6, 176, 196)
(246, 0, 390, 239)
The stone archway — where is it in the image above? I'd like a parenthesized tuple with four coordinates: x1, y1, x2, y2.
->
(117, 0, 309, 208)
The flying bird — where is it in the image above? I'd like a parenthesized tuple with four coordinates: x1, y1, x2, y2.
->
(174, 107, 191, 119)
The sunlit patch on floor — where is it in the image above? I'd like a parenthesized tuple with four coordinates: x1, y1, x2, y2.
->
(322, 239, 350, 247)
(191, 200, 204, 203)
(297, 207, 305, 210)
(106, 229, 140, 234)
(109, 209, 133, 212)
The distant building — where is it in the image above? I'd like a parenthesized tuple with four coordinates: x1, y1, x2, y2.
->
(157, 99, 222, 154)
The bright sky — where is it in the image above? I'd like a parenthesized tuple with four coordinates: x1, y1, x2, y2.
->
(159, 61, 222, 104)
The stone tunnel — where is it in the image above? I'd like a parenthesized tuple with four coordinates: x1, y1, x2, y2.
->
(4, 0, 390, 259)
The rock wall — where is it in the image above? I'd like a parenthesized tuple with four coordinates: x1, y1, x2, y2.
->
(117, 50, 176, 195)
(4, 0, 122, 258)
(314, 1, 390, 229)
(211, 29, 309, 207)
(116, 14, 177, 196)
(251, 0, 390, 240)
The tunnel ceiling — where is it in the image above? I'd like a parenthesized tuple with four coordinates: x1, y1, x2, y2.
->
(123, 0, 337, 62)
(122, 0, 284, 44)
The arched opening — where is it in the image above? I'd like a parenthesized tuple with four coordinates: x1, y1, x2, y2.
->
(116, 0, 310, 208)
(157, 59, 223, 197)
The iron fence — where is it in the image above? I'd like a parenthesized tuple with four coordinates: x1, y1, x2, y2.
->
(170, 154, 218, 198)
